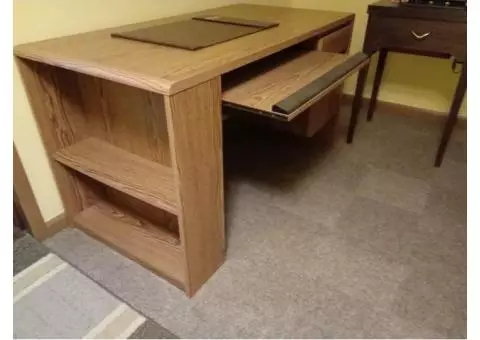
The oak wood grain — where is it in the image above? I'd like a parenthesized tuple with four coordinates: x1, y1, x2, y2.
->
(74, 200, 185, 288)
(15, 58, 99, 222)
(14, 4, 353, 95)
(165, 78, 225, 297)
(54, 138, 178, 215)
(105, 187, 179, 236)
(223, 50, 367, 121)
(77, 73, 172, 165)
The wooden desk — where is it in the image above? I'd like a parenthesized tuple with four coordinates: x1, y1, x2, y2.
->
(15, 4, 364, 296)
(346, 0, 467, 167)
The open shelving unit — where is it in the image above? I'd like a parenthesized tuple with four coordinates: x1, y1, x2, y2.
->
(15, 56, 225, 297)
(53, 138, 186, 287)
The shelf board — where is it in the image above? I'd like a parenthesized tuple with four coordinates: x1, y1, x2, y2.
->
(54, 138, 178, 215)
(74, 201, 185, 287)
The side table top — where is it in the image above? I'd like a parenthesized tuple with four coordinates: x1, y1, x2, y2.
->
(368, 0, 467, 22)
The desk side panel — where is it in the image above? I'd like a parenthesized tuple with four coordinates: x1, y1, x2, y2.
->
(15, 57, 99, 223)
(165, 78, 225, 296)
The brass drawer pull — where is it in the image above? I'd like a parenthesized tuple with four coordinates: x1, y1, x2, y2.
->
(411, 31, 431, 40)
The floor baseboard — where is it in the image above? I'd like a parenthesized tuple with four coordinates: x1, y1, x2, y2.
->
(341, 94, 466, 129)
(43, 213, 69, 240)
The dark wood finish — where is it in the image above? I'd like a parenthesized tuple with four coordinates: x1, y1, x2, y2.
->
(347, 66, 369, 144)
(54, 138, 178, 215)
(367, 49, 388, 121)
(435, 62, 467, 166)
(366, 16, 466, 61)
(368, 0, 467, 22)
(347, 0, 466, 166)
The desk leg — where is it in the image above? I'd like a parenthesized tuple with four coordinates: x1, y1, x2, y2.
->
(434, 63, 467, 167)
(366, 49, 387, 122)
(347, 65, 369, 143)
(165, 78, 225, 296)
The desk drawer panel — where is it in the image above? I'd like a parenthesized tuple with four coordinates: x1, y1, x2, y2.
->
(321, 23, 353, 53)
(368, 17, 466, 59)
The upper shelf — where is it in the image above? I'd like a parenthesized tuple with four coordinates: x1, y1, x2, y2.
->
(13, 4, 353, 95)
(54, 138, 178, 215)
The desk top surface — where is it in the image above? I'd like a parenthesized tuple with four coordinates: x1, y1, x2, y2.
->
(14, 4, 352, 95)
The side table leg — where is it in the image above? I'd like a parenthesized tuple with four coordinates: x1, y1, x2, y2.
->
(434, 63, 467, 167)
(347, 65, 369, 143)
(366, 49, 388, 121)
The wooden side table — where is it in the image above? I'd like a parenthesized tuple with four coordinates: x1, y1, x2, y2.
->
(346, 0, 467, 167)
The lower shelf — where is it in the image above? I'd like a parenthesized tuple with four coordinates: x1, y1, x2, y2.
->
(74, 201, 186, 288)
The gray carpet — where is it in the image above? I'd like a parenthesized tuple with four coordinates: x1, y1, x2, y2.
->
(45, 106, 466, 338)
(13, 234, 177, 339)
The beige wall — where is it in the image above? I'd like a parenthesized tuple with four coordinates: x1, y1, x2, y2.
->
(291, 0, 466, 115)
(14, 0, 465, 221)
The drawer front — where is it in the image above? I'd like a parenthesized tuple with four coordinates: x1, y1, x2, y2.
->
(299, 22, 353, 54)
(367, 17, 466, 60)
(320, 23, 353, 53)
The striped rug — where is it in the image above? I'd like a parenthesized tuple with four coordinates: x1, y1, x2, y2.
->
(13, 234, 177, 339)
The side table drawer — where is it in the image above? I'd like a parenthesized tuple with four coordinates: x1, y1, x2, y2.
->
(367, 16, 466, 60)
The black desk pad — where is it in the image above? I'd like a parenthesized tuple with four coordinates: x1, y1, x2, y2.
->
(111, 16, 278, 51)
